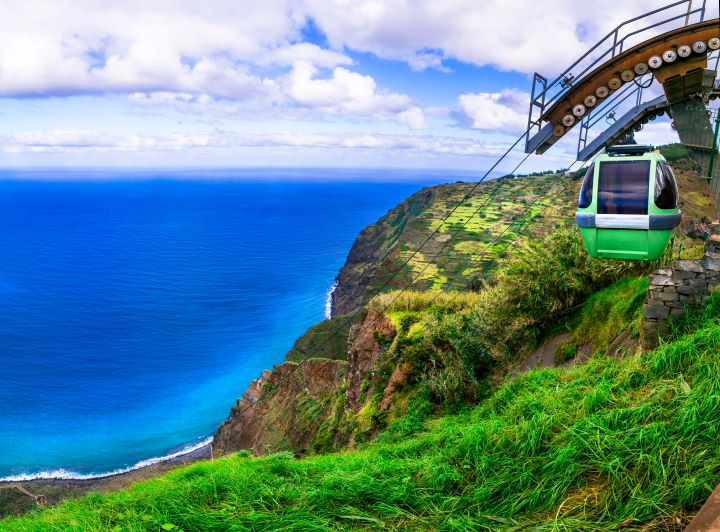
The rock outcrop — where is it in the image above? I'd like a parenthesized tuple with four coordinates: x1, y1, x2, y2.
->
(214, 309, 400, 457)
(345, 311, 396, 411)
(214, 358, 347, 456)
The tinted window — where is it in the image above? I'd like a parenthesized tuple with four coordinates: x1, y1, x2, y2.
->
(597, 160, 650, 215)
(578, 166, 594, 208)
(654, 162, 679, 209)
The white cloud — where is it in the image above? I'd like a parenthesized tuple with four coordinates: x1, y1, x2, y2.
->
(1, 0, 715, 143)
(458, 89, 529, 132)
(283, 62, 426, 127)
(4, 129, 509, 158)
(0, 0, 427, 128)
(303, 0, 718, 74)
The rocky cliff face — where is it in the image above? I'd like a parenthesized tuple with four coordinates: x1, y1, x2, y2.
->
(213, 310, 400, 456)
(214, 358, 347, 455)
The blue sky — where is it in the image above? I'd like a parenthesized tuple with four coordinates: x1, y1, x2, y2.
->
(0, 0, 717, 171)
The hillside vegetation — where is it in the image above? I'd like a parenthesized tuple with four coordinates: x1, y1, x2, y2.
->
(4, 293, 720, 530)
(332, 145, 717, 316)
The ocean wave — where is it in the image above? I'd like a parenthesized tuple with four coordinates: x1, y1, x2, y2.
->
(0, 436, 213, 482)
(324, 281, 338, 320)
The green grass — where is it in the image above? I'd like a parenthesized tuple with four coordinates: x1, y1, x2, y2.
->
(568, 276, 648, 353)
(285, 315, 356, 362)
(5, 294, 720, 531)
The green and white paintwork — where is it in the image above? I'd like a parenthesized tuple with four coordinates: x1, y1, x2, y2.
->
(577, 150, 680, 261)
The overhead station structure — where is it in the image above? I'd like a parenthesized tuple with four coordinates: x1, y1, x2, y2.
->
(524, 0, 720, 215)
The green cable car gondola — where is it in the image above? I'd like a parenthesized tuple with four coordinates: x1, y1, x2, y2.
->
(575, 145, 681, 260)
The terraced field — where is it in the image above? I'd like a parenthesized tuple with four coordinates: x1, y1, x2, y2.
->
(386, 171, 581, 291)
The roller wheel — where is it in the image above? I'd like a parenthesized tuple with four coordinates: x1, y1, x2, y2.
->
(552, 124, 565, 137)
(708, 37, 720, 51)
(562, 114, 575, 127)
(677, 45, 692, 57)
(620, 69, 635, 82)
(692, 40, 707, 53)
(595, 86, 610, 98)
(662, 50, 677, 63)
(608, 77, 622, 90)
(572, 104, 586, 117)
(634, 62, 649, 75)
(584, 94, 597, 107)
(648, 55, 663, 69)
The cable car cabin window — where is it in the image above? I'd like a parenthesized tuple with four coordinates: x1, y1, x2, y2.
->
(578, 166, 594, 208)
(597, 160, 650, 215)
(654, 162, 679, 209)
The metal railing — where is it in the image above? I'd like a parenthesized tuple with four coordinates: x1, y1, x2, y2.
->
(526, 0, 708, 152)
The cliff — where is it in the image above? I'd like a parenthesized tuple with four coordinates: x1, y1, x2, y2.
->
(331, 187, 436, 315)
(213, 311, 399, 456)
(214, 358, 347, 455)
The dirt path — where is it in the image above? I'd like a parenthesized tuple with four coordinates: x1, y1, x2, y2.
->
(516, 333, 571, 373)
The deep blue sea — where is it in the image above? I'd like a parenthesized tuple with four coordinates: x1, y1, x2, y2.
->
(0, 169, 467, 479)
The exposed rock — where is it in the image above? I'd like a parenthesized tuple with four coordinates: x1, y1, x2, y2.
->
(379, 362, 410, 411)
(673, 270, 698, 281)
(644, 304, 670, 319)
(649, 274, 674, 286)
(704, 255, 720, 271)
(214, 359, 346, 456)
(649, 290, 676, 302)
(345, 310, 396, 412)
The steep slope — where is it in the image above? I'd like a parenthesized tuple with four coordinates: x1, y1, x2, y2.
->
(5, 293, 720, 531)
(215, 150, 717, 460)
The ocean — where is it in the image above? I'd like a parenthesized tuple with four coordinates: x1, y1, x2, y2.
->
(0, 169, 465, 479)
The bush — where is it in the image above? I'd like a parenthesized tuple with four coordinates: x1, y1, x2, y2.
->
(367, 289, 482, 314)
(474, 226, 663, 357)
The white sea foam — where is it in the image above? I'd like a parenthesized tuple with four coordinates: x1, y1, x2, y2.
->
(324, 280, 338, 320)
(0, 436, 213, 482)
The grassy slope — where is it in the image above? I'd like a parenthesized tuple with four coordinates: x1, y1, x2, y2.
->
(5, 292, 720, 531)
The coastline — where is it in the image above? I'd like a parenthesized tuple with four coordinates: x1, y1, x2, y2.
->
(0, 438, 213, 490)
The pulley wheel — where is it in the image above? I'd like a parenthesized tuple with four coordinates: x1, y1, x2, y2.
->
(634, 62, 649, 75)
(620, 69, 635, 82)
(692, 40, 707, 53)
(677, 45, 692, 57)
(662, 50, 677, 62)
(595, 86, 609, 98)
(648, 55, 663, 69)
(584, 94, 597, 107)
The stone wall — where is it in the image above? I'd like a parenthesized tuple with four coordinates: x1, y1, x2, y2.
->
(643, 221, 720, 348)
